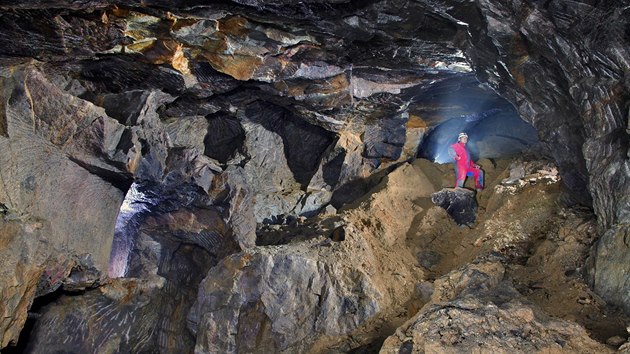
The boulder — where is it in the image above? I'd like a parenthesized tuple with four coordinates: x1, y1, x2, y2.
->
(587, 223, 630, 314)
(189, 245, 382, 353)
(381, 261, 611, 354)
(431, 188, 478, 226)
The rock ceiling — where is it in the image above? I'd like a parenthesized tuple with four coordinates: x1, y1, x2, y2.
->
(0, 0, 628, 352)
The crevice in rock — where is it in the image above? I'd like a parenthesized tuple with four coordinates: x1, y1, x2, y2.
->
(347, 336, 387, 354)
(67, 155, 133, 192)
(0, 107, 7, 138)
(2, 287, 69, 354)
(76, 56, 186, 95)
(203, 113, 246, 164)
(330, 162, 399, 210)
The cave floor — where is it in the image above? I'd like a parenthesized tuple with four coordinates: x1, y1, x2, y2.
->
(403, 158, 629, 346)
(254, 156, 629, 352)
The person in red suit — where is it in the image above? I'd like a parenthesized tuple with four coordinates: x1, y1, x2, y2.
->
(448, 132, 484, 192)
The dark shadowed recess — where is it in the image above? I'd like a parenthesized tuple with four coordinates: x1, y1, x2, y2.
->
(363, 112, 408, 162)
(0, 8, 125, 61)
(204, 113, 246, 164)
(227, 0, 384, 22)
(245, 101, 336, 188)
(0, 97, 7, 137)
(330, 163, 398, 210)
(190, 61, 244, 95)
(0, 288, 69, 354)
(322, 147, 346, 187)
(76, 56, 186, 95)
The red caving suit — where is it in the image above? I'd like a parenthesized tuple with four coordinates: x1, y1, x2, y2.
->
(448, 142, 484, 189)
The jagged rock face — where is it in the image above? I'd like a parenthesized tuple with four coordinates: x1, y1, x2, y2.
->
(26, 175, 251, 353)
(26, 275, 202, 353)
(445, 0, 629, 228)
(0, 0, 628, 352)
(0, 65, 126, 347)
(190, 246, 382, 353)
(380, 261, 611, 354)
(431, 188, 478, 226)
(188, 163, 431, 353)
(437, 0, 629, 317)
(587, 223, 630, 314)
(26, 162, 431, 353)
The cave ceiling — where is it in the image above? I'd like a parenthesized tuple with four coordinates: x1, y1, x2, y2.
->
(0, 0, 536, 174)
(1, 0, 629, 351)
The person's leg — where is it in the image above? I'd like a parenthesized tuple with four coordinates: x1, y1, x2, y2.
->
(470, 168, 484, 190)
(455, 165, 466, 187)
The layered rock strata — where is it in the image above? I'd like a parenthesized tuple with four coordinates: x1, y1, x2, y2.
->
(0, 0, 628, 352)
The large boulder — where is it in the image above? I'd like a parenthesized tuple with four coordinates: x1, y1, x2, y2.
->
(587, 223, 630, 314)
(189, 245, 382, 353)
(381, 261, 611, 354)
(431, 188, 478, 226)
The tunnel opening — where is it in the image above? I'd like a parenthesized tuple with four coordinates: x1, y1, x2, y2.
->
(415, 77, 543, 164)
(108, 182, 153, 278)
(108, 179, 221, 278)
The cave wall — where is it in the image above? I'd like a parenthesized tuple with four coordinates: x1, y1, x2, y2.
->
(0, 64, 126, 347)
(431, 0, 630, 312)
(456, 0, 629, 228)
(0, 0, 628, 350)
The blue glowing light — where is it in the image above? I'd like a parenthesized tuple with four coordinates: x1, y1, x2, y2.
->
(109, 183, 149, 278)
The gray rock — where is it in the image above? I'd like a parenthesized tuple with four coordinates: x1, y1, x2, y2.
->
(209, 166, 257, 250)
(363, 112, 408, 161)
(0, 66, 125, 347)
(587, 224, 630, 314)
(189, 245, 381, 353)
(164, 115, 208, 152)
(606, 336, 626, 347)
(320, 204, 337, 216)
(381, 261, 609, 353)
(431, 188, 478, 226)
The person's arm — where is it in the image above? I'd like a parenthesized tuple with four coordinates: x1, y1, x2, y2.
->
(448, 146, 460, 161)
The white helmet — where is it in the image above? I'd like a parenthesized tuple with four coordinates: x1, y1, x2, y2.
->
(458, 132, 468, 141)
